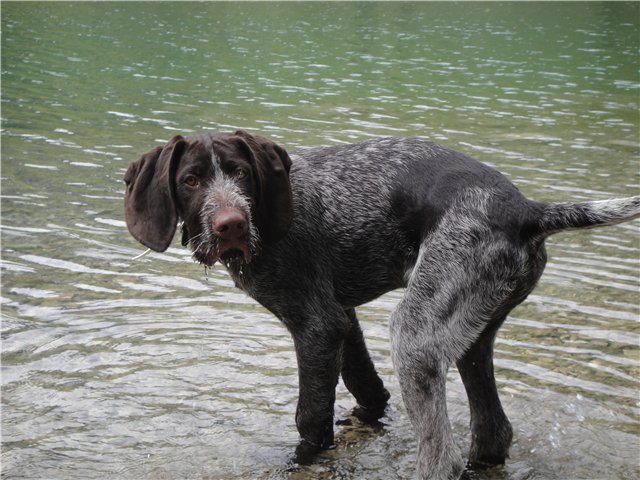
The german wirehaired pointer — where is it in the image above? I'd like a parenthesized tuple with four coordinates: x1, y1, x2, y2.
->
(124, 130, 639, 479)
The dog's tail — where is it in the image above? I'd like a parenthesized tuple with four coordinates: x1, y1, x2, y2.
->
(532, 195, 640, 238)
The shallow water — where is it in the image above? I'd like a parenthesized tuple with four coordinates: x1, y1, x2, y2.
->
(1, 2, 639, 479)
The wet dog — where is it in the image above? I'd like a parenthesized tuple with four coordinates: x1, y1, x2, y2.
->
(124, 130, 639, 479)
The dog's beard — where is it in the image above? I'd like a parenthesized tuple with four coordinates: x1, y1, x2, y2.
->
(190, 221, 260, 268)
(189, 176, 260, 268)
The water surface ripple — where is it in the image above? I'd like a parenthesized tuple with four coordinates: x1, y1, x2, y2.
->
(2, 3, 639, 479)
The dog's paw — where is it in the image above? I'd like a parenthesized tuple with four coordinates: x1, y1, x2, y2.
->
(291, 437, 335, 466)
(351, 402, 388, 424)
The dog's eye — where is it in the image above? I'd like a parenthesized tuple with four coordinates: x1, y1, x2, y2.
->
(235, 169, 247, 180)
(184, 175, 199, 187)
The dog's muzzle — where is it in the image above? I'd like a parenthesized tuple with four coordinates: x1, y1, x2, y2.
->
(211, 207, 252, 264)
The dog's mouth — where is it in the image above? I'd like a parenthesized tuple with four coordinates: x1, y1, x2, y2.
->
(216, 239, 252, 265)
(190, 209, 258, 269)
(191, 237, 253, 269)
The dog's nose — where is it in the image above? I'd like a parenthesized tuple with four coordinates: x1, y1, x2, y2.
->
(213, 208, 248, 239)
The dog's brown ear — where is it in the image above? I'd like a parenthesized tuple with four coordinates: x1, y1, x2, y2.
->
(233, 130, 293, 244)
(124, 135, 186, 251)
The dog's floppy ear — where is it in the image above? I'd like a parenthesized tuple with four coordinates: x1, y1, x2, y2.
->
(233, 130, 294, 244)
(124, 135, 186, 251)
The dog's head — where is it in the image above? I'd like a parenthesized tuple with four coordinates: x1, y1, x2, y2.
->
(124, 130, 293, 267)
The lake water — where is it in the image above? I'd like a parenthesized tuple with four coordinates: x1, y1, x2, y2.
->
(1, 2, 639, 479)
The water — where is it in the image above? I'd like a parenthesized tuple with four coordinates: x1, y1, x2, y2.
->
(1, 2, 638, 479)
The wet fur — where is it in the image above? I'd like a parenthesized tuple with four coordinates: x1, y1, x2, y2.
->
(124, 132, 640, 480)
(192, 162, 259, 267)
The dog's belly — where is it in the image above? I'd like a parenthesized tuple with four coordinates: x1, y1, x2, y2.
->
(333, 275, 404, 309)
(329, 241, 417, 308)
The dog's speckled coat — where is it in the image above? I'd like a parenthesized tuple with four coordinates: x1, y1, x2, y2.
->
(125, 131, 640, 480)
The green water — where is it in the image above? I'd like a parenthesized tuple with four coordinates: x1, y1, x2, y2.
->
(2, 2, 639, 479)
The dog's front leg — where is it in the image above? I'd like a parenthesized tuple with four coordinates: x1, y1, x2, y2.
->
(341, 308, 390, 422)
(287, 307, 350, 464)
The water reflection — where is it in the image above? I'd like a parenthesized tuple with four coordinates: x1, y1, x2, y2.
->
(2, 2, 639, 479)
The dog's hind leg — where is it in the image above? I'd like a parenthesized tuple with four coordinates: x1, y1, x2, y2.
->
(456, 243, 546, 469)
(390, 220, 527, 479)
(341, 308, 390, 423)
(390, 281, 468, 480)
(456, 320, 513, 468)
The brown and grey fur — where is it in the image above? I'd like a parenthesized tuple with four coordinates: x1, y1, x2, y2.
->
(124, 131, 640, 480)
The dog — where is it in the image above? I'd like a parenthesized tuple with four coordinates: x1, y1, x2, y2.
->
(124, 130, 639, 479)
